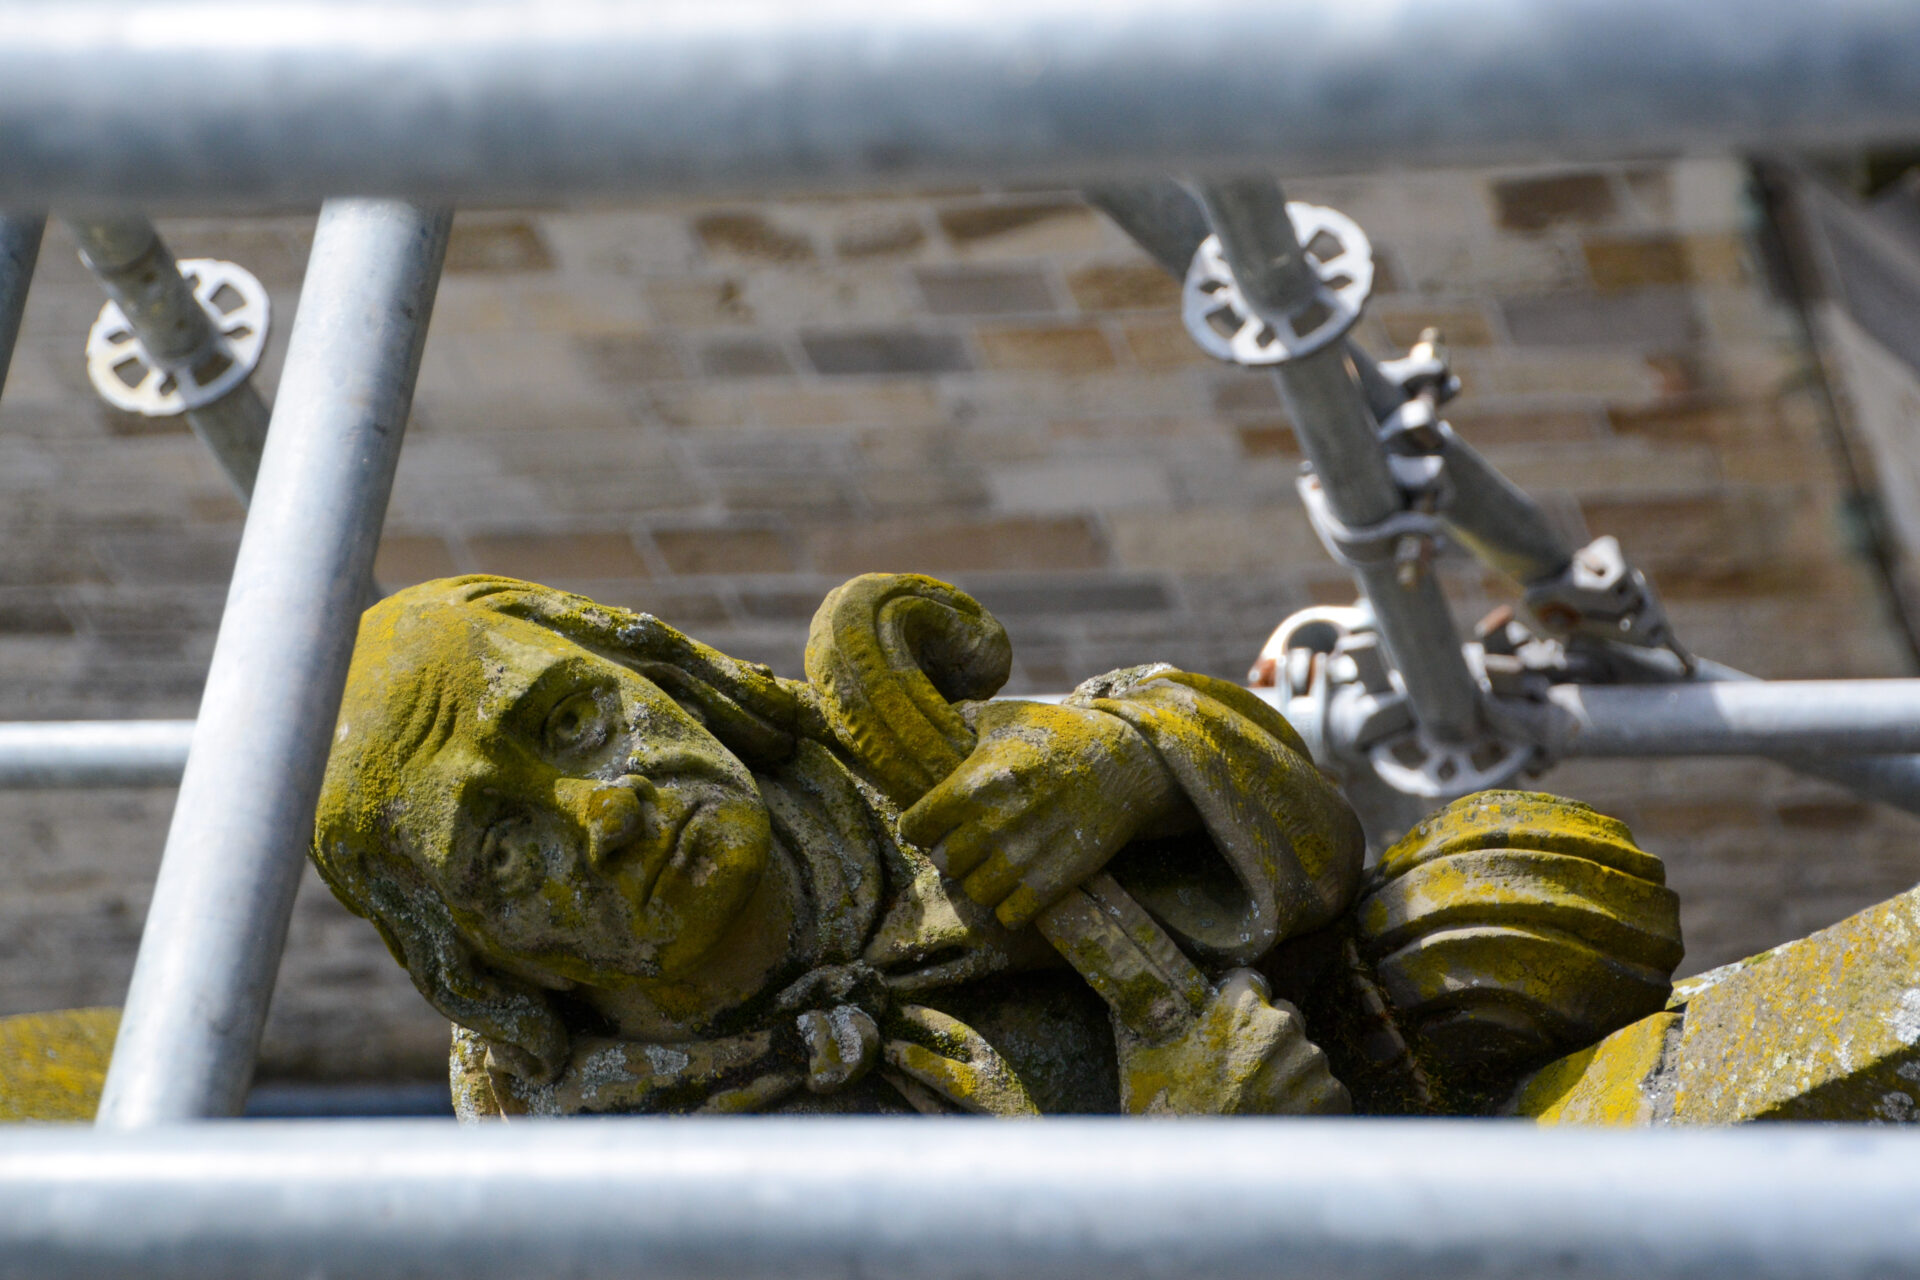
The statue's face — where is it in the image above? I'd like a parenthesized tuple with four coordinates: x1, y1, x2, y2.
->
(386, 616, 774, 988)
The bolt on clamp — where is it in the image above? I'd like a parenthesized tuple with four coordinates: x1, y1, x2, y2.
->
(1298, 470, 1452, 587)
(1522, 535, 1694, 671)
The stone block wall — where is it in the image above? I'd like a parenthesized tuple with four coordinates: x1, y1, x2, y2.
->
(1, 156, 1916, 1082)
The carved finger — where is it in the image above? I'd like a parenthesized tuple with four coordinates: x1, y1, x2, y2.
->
(882, 1004, 1040, 1117)
(899, 759, 1034, 851)
(1230, 990, 1351, 1117)
(958, 835, 1044, 915)
(1001, 821, 1136, 930)
(1217, 967, 1273, 1005)
(897, 777, 971, 849)
(1251, 1027, 1351, 1116)
(928, 818, 1008, 881)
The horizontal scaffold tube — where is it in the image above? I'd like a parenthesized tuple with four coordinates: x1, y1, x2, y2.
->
(17, 676, 1920, 788)
(2, 1119, 1918, 1280)
(1539, 678, 1920, 757)
(0, 720, 193, 787)
(4, 0, 1920, 204)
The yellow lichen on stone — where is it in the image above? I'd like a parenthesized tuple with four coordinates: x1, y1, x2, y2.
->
(1666, 883, 1920, 1123)
(1355, 791, 1681, 1082)
(1510, 1010, 1677, 1125)
(0, 1007, 120, 1122)
(1515, 881, 1920, 1125)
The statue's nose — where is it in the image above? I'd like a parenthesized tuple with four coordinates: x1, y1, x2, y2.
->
(575, 775, 655, 869)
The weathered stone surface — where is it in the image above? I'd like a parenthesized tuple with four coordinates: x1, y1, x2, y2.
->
(1668, 884, 1920, 1122)
(444, 216, 555, 274)
(0, 1007, 118, 1122)
(1065, 263, 1181, 312)
(1583, 236, 1692, 291)
(1516, 882, 1920, 1124)
(914, 265, 1059, 317)
(691, 211, 816, 264)
(935, 200, 1103, 256)
(1509, 1012, 1676, 1125)
(694, 335, 796, 379)
(976, 325, 1118, 375)
(1491, 171, 1619, 232)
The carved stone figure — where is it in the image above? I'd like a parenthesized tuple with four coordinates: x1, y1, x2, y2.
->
(313, 572, 1684, 1118)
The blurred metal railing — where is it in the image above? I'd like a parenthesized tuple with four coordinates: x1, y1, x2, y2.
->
(5, 1119, 1920, 1280)
(0, 0, 1918, 204)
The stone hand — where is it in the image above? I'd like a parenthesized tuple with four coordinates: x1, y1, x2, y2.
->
(1116, 969, 1350, 1116)
(899, 698, 1186, 930)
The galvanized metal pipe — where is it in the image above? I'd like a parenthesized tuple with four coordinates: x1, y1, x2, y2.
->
(1267, 680, 1920, 816)
(0, 720, 193, 787)
(1437, 432, 1575, 585)
(95, 200, 450, 1126)
(4, 1119, 1919, 1280)
(1541, 678, 1920, 757)
(1270, 676, 1920, 760)
(20, 665, 1920, 794)
(65, 215, 269, 496)
(4, 0, 1920, 205)
(1675, 659, 1920, 812)
(0, 212, 41, 398)
(1194, 177, 1485, 743)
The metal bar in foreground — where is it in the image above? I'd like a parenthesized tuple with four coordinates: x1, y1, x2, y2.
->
(3, 1119, 1918, 1280)
(94, 200, 450, 1126)
(0, 212, 42, 398)
(5, 0, 1920, 205)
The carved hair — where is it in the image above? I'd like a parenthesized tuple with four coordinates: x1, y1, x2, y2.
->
(311, 575, 799, 1083)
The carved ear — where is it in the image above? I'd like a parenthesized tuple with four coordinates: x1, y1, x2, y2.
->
(361, 866, 570, 1085)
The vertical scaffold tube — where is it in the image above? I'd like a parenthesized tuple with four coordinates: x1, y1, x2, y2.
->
(95, 200, 450, 1125)
(0, 213, 43, 399)
(1193, 177, 1485, 743)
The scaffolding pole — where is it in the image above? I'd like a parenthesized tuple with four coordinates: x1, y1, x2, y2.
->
(3, 1119, 1919, 1280)
(94, 200, 450, 1126)
(65, 215, 270, 497)
(3, 0, 1920, 204)
(1194, 176, 1486, 743)
(0, 720, 192, 787)
(27, 672, 1920, 789)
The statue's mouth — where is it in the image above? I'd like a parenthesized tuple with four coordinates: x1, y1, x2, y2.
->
(629, 795, 705, 912)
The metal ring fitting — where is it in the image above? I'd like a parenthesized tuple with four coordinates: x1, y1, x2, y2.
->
(86, 258, 270, 416)
(1181, 203, 1374, 365)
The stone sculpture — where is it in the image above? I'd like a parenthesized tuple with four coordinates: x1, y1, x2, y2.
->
(0, 1007, 119, 1122)
(313, 572, 1685, 1118)
(1513, 879, 1920, 1124)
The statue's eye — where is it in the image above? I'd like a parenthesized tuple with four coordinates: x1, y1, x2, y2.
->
(544, 690, 611, 756)
(480, 818, 544, 896)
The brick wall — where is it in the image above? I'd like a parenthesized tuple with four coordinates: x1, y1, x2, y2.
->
(2, 157, 1916, 1082)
